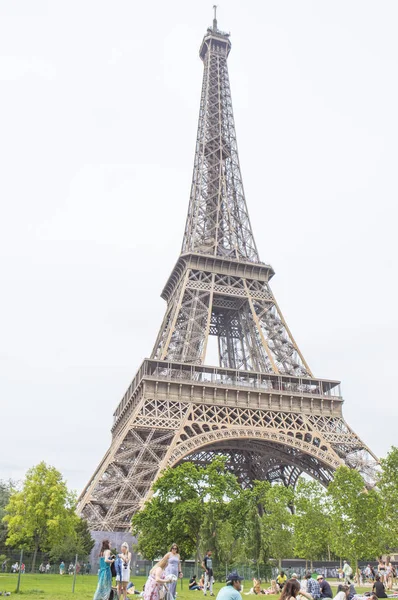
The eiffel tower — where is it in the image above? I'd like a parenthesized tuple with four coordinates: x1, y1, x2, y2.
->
(78, 11, 377, 532)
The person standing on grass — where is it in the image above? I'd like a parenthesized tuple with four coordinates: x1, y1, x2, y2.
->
(202, 550, 214, 597)
(385, 563, 393, 589)
(342, 562, 353, 584)
(216, 571, 244, 600)
(143, 555, 175, 600)
(377, 560, 386, 585)
(164, 543, 183, 599)
(116, 542, 132, 600)
(93, 539, 115, 600)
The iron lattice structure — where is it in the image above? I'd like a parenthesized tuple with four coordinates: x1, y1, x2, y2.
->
(78, 16, 377, 532)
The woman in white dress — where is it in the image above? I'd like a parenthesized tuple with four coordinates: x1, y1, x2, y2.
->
(117, 542, 132, 600)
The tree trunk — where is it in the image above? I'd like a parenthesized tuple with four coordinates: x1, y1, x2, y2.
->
(278, 558, 282, 570)
(195, 535, 201, 573)
(31, 542, 39, 573)
(353, 559, 358, 573)
(310, 560, 313, 571)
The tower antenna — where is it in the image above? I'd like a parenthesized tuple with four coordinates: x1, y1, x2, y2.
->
(213, 5, 218, 31)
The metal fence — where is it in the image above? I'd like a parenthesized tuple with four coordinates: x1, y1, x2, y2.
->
(0, 549, 91, 594)
(0, 552, 91, 575)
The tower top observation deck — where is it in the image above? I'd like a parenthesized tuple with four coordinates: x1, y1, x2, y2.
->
(200, 6, 231, 60)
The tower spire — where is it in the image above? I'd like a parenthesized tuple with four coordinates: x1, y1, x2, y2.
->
(183, 12, 258, 263)
(213, 4, 218, 31)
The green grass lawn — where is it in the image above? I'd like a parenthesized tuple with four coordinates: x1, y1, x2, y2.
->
(0, 574, 371, 600)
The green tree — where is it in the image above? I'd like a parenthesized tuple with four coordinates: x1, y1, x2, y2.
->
(254, 481, 294, 568)
(132, 457, 241, 564)
(49, 517, 94, 564)
(197, 458, 242, 559)
(328, 465, 385, 567)
(215, 520, 245, 573)
(132, 462, 204, 561)
(293, 478, 330, 568)
(240, 481, 293, 568)
(3, 462, 76, 572)
(0, 480, 15, 545)
(378, 446, 398, 547)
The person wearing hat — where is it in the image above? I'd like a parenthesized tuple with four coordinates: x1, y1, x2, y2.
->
(216, 571, 244, 600)
(317, 575, 332, 599)
(343, 561, 353, 584)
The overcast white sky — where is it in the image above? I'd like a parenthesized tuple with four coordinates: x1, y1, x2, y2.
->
(1, 0, 397, 493)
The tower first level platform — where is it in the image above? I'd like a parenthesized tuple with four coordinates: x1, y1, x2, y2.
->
(78, 358, 375, 532)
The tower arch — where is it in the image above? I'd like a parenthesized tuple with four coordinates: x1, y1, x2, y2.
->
(168, 428, 341, 488)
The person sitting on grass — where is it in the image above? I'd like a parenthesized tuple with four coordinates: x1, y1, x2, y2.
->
(347, 582, 357, 600)
(317, 575, 332, 599)
(279, 579, 313, 600)
(372, 575, 387, 599)
(304, 573, 321, 600)
(261, 580, 279, 595)
(333, 584, 349, 600)
(244, 578, 262, 595)
(127, 582, 143, 595)
(216, 571, 244, 600)
(190, 575, 202, 591)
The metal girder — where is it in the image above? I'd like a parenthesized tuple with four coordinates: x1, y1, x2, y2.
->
(152, 265, 310, 375)
(182, 25, 258, 262)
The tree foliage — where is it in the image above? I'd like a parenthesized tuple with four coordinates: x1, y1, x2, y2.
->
(0, 480, 15, 545)
(49, 517, 95, 563)
(132, 458, 293, 568)
(6, 448, 398, 571)
(327, 466, 384, 566)
(252, 481, 294, 566)
(3, 462, 77, 571)
(378, 446, 398, 547)
(132, 457, 240, 562)
(294, 479, 330, 564)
